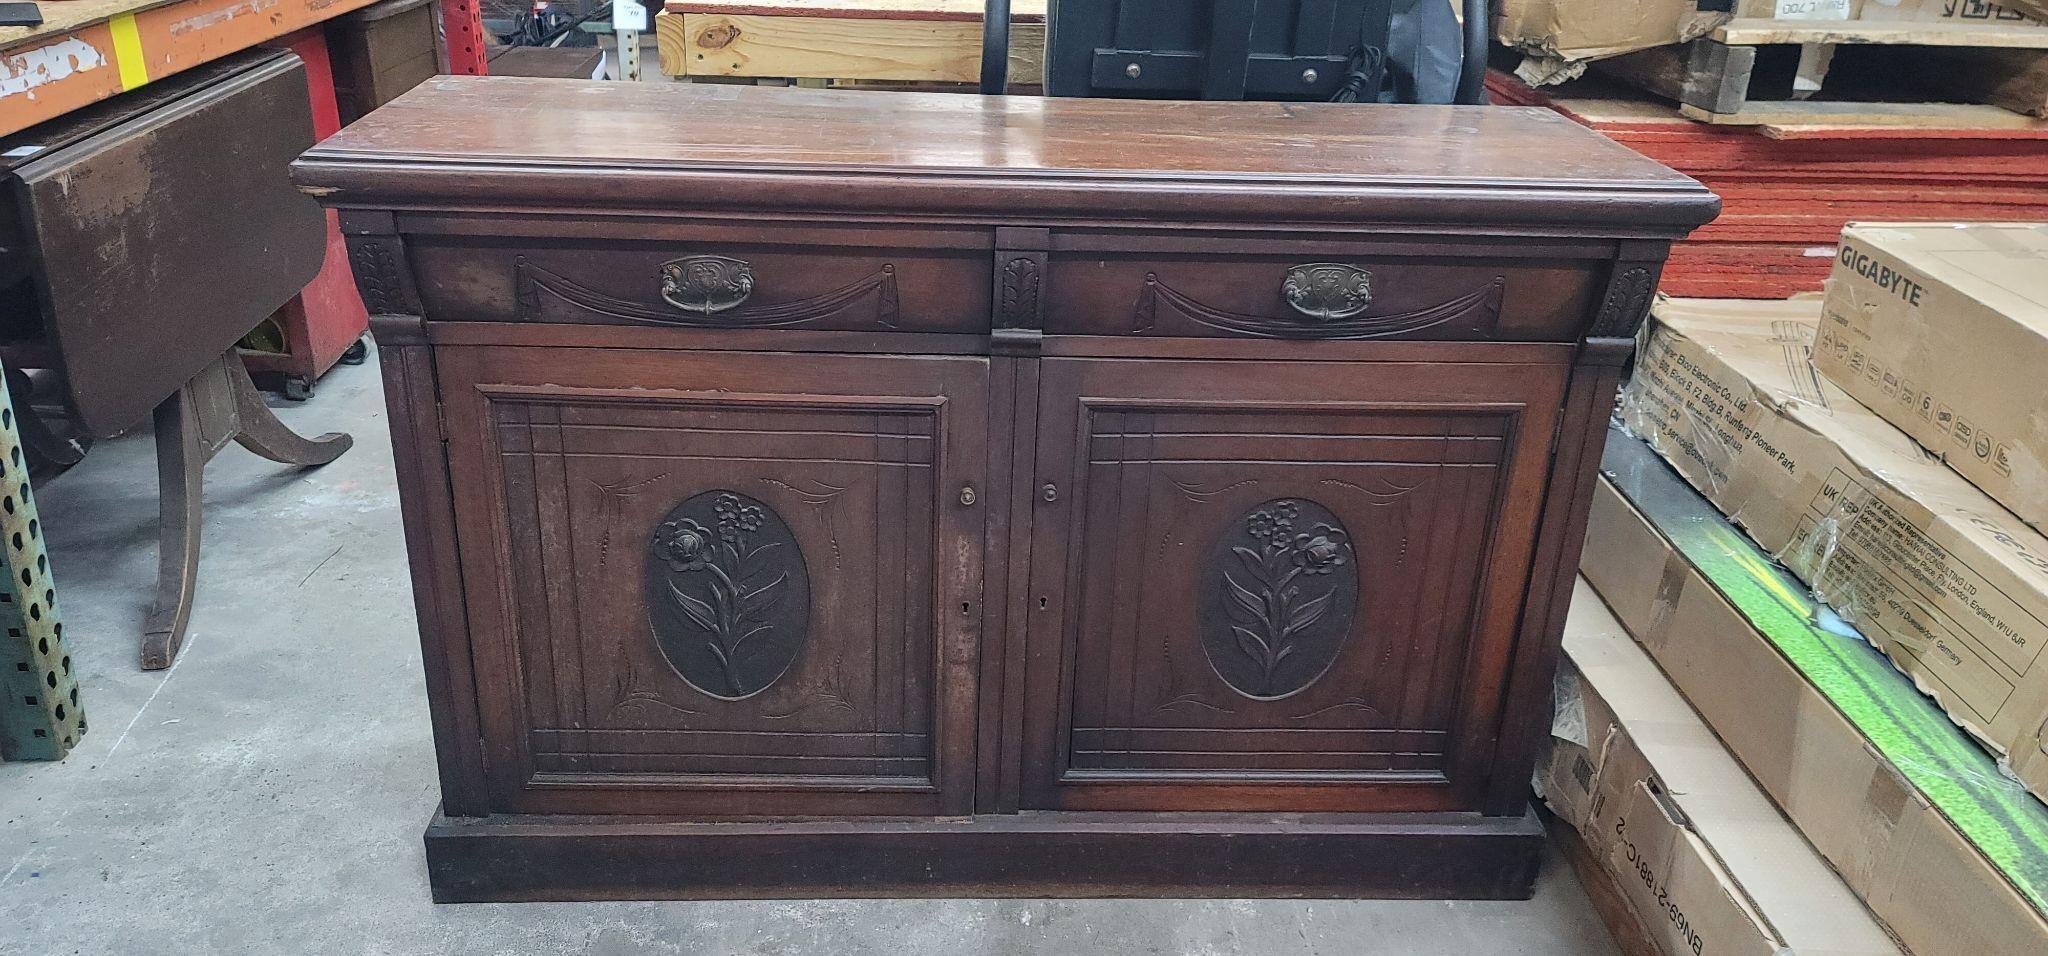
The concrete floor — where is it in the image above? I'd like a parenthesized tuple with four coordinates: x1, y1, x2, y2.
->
(0, 347, 1620, 955)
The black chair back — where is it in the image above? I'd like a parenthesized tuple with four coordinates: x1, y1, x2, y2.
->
(981, 0, 1490, 105)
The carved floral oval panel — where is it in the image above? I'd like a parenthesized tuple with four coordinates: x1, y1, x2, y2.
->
(1199, 497, 1359, 700)
(644, 490, 812, 700)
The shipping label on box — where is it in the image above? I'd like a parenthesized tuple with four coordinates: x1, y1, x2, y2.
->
(1543, 671, 1787, 956)
(1816, 222, 2048, 535)
(1883, 0, 2044, 24)
(1618, 297, 2048, 801)
(1852, 0, 2042, 24)
(1598, 777, 1782, 956)
(1777, 0, 1854, 19)
(1540, 588, 1904, 956)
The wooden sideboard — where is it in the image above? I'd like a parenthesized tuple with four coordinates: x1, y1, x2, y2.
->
(294, 78, 1717, 902)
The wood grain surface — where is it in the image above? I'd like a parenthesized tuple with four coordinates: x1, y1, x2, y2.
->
(663, 12, 1044, 82)
(298, 78, 1717, 231)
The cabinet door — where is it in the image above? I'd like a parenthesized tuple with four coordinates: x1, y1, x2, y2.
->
(436, 346, 986, 817)
(1021, 355, 1568, 812)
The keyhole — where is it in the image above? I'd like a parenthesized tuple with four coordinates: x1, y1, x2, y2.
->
(961, 602, 972, 615)
(1038, 596, 1048, 610)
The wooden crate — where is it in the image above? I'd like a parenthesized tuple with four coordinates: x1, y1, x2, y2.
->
(656, 0, 1046, 85)
(1486, 68, 2048, 299)
(328, 0, 440, 123)
(1599, 16, 2048, 124)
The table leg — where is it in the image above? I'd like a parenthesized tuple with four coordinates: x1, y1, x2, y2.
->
(141, 350, 353, 670)
(225, 351, 352, 467)
(142, 387, 205, 671)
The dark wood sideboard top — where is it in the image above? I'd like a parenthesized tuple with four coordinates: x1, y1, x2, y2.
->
(294, 77, 1717, 233)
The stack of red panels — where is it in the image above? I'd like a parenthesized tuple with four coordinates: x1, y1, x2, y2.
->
(1487, 72, 2048, 298)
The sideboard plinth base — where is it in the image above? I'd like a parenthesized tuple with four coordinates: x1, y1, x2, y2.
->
(423, 807, 1545, 902)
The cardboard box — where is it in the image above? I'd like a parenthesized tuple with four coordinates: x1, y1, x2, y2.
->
(1619, 295, 2048, 805)
(1497, 0, 2045, 77)
(1816, 222, 2048, 534)
(1495, 0, 1728, 67)
(1582, 435, 2048, 956)
(1542, 578, 1903, 956)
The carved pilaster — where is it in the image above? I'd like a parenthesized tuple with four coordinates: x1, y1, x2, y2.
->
(999, 256, 1042, 327)
(992, 227, 1048, 356)
(1586, 241, 1670, 342)
(346, 234, 425, 318)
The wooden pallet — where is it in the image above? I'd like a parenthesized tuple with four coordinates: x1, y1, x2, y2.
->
(655, 0, 1046, 85)
(1598, 17, 2048, 125)
(1485, 68, 2048, 297)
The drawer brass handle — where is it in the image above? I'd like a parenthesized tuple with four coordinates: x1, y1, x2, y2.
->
(660, 255, 755, 314)
(1280, 263, 1373, 321)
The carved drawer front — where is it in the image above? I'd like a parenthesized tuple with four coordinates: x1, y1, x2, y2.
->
(434, 347, 987, 817)
(1021, 355, 1569, 813)
(1039, 242, 1604, 342)
(401, 223, 994, 333)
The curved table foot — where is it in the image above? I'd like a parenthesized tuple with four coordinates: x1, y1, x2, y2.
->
(227, 351, 353, 466)
(141, 350, 354, 670)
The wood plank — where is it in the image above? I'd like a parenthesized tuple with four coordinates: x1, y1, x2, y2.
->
(1680, 97, 2048, 125)
(668, 0, 1045, 20)
(654, 11, 689, 76)
(666, 10, 1043, 83)
(1492, 65, 2048, 137)
(1601, 40, 1756, 116)
(1713, 17, 2048, 48)
(1759, 119, 2048, 137)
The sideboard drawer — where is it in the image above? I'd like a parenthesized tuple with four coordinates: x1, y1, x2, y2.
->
(402, 224, 995, 334)
(1042, 248, 1604, 341)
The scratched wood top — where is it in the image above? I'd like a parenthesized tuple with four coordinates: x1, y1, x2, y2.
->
(297, 77, 1717, 231)
(310, 77, 1701, 186)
